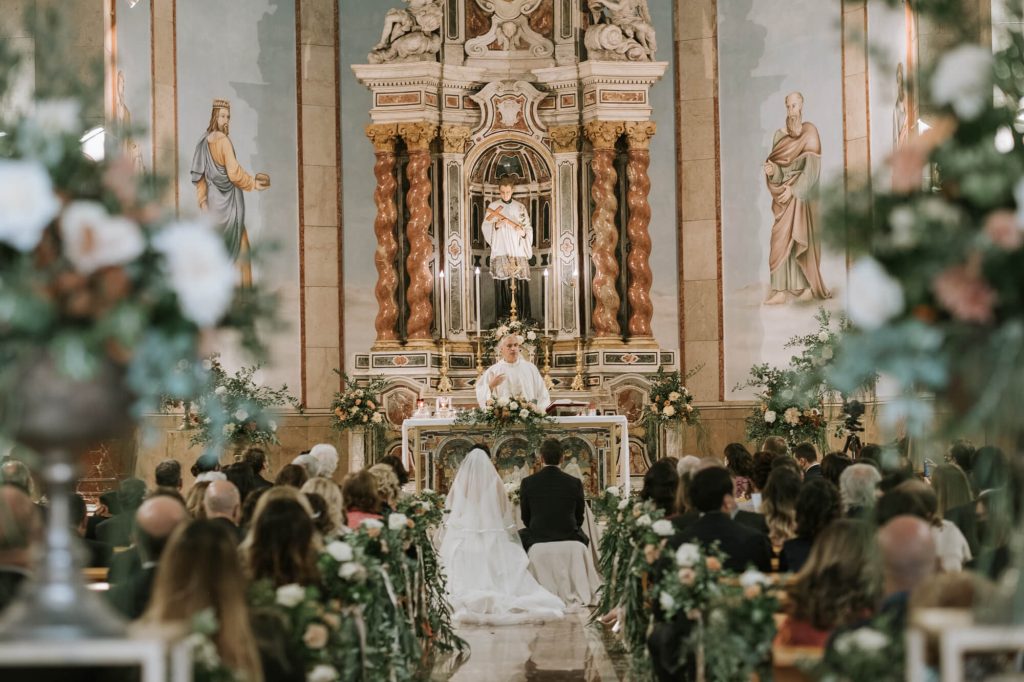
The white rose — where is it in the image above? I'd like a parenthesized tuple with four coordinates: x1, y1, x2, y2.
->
(275, 583, 305, 608)
(518, 408, 530, 419)
(338, 562, 364, 581)
(233, 409, 248, 421)
(850, 627, 889, 652)
(325, 541, 354, 563)
(739, 569, 768, 588)
(663, 405, 676, 417)
(617, 499, 630, 510)
(308, 664, 340, 682)
(0, 160, 62, 252)
(152, 220, 237, 327)
(847, 257, 905, 330)
(268, 420, 277, 432)
(606, 486, 620, 496)
(817, 331, 830, 343)
(361, 518, 384, 530)
(931, 44, 993, 121)
(371, 412, 383, 424)
(658, 592, 676, 612)
(222, 423, 236, 436)
(636, 514, 652, 527)
(783, 407, 801, 426)
(675, 543, 701, 568)
(388, 513, 409, 530)
(526, 331, 536, 340)
(422, 488, 434, 494)
(888, 205, 917, 248)
(497, 397, 509, 407)
(59, 201, 144, 275)
(763, 410, 777, 424)
(509, 401, 519, 410)
(214, 386, 227, 396)
(651, 519, 674, 537)
(668, 391, 681, 402)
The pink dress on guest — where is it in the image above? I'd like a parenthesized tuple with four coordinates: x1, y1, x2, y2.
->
(345, 509, 383, 529)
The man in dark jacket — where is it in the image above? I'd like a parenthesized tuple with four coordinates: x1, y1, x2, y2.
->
(795, 442, 823, 481)
(96, 477, 147, 547)
(518, 439, 587, 553)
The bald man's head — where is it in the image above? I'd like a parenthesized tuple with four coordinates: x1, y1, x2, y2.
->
(0, 485, 40, 568)
(878, 515, 936, 595)
(134, 495, 188, 563)
(203, 480, 241, 523)
(0, 460, 31, 494)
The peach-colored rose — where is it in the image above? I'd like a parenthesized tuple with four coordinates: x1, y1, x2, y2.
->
(744, 584, 762, 599)
(932, 260, 997, 324)
(705, 556, 722, 571)
(643, 544, 660, 564)
(678, 568, 696, 585)
(984, 210, 1024, 250)
(303, 623, 329, 649)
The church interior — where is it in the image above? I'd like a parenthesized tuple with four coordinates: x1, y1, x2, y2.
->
(2, 0, 1024, 679)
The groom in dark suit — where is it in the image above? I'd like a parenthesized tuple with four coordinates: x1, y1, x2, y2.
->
(519, 439, 588, 552)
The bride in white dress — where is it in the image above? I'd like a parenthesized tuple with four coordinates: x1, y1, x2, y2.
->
(439, 448, 565, 625)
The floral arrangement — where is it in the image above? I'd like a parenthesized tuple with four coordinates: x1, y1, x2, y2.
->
(504, 481, 521, 505)
(455, 393, 553, 446)
(644, 366, 703, 457)
(817, 1, 1024, 439)
(185, 356, 300, 450)
(484, 316, 541, 361)
(590, 487, 674, 663)
(330, 372, 388, 437)
(737, 363, 828, 450)
(185, 608, 241, 682)
(810, 618, 903, 682)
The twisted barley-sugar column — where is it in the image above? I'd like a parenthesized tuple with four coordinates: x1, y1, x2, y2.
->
(585, 120, 625, 338)
(624, 121, 656, 338)
(398, 122, 437, 341)
(366, 123, 400, 345)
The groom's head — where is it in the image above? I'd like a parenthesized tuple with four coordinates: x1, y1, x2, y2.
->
(540, 439, 563, 466)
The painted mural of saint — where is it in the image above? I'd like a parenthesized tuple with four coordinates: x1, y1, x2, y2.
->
(763, 92, 830, 305)
(893, 63, 910, 152)
(190, 98, 269, 287)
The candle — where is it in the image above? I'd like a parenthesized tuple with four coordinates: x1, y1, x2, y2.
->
(438, 268, 446, 339)
(474, 266, 481, 334)
(543, 268, 550, 335)
(572, 269, 580, 334)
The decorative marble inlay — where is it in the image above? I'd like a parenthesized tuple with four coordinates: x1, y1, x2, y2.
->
(559, 235, 575, 258)
(600, 90, 646, 104)
(376, 91, 421, 106)
(559, 93, 576, 108)
(393, 355, 410, 367)
(444, 94, 460, 108)
(620, 353, 639, 365)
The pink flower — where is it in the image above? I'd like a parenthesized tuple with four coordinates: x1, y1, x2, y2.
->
(984, 210, 1024, 250)
(933, 261, 997, 324)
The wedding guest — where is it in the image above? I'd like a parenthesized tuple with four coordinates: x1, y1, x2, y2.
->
(185, 480, 212, 519)
(762, 466, 801, 549)
(0, 459, 32, 496)
(640, 459, 679, 515)
(203, 479, 243, 543)
(0, 484, 40, 612)
(71, 493, 110, 568)
(945, 439, 976, 476)
(724, 443, 755, 500)
(239, 487, 270, 535)
(274, 464, 308, 489)
(291, 453, 320, 480)
(821, 452, 853, 487)
(109, 494, 188, 619)
(780, 478, 841, 573)
(143, 520, 263, 681)
(368, 463, 401, 513)
(856, 443, 883, 470)
(243, 447, 273, 490)
(741, 451, 776, 513)
(931, 464, 974, 517)
(892, 481, 972, 572)
(304, 493, 332, 539)
(379, 454, 411, 488)
(777, 519, 881, 647)
(301, 477, 345, 539)
(761, 436, 789, 458)
(672, 457, 702, 524)
(794, 442, 823, 480)
(97, 477, 147, 547)
(86, 490, 118, 540)
(243, 490, 320, 587)
(309, 443, 339, 480)
(342, 471, 383, 529)
(190, 453, 221, 478)
(154, 459, 182, 491)
(839, 463, 881, 519)
(224, 461, 258, 505)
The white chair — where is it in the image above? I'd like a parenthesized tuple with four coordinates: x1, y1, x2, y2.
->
(527, 540, 602, 609)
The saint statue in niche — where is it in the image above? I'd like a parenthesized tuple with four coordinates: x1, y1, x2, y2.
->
(190, 98, 269, 287)
(482, 175, 533, 320)
(762, 92, 830, 305)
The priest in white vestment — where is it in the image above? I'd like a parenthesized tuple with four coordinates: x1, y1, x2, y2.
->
(483, 176, 533, 320)
(476, 334, 550, 410)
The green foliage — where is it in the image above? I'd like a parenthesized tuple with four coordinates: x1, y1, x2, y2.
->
(808, 612, 904, 682)
(330, 372, 389, 445)
(483, 316, 542, 361)
(643, 366, 704, 458)
(454, 393, 554, 448)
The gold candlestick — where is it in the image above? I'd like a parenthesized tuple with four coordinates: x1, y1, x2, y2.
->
(542, 335, 554, 390)
(475, 333, 484, 378)
(509, 275, 518, 322)
(437, 339, 453, 393)
(571, 336, 585, 391)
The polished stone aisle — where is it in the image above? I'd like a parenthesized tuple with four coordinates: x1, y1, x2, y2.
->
(432, 612, 627, 681)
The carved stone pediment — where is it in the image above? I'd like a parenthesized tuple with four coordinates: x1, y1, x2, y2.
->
(469, 80, 548, 144)
(465, 0, 554, 59)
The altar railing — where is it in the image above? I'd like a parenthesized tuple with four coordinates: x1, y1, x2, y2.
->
(400, 415, 632, 495)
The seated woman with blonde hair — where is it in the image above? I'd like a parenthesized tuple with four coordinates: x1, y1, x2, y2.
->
(367, 462, 401, 513)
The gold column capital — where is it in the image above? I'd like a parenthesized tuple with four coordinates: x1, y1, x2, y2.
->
(549, 125, 580, 153)
(439, 124, 472, 153)
(398, 121, 438, 151)
(365, 123, 399, 152)
(624, 121, 657, 150)
(584, 120, 625, 150)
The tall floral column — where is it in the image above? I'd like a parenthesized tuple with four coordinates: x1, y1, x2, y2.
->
(585, 120, 625, 338)
(398, 122, 438, 342)
(624, 121, 656, 340)
(366, 123, 400, 347)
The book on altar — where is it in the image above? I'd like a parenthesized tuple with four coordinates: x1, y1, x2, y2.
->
(546, 399, 591, 416)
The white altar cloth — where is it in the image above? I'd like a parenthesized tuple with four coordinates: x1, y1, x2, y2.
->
(400, 415, 632, 493)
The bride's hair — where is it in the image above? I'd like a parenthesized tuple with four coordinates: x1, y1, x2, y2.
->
(473, 444, 492, 459)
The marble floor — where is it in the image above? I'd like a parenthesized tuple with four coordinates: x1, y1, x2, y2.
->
(431, 611, 631, 681)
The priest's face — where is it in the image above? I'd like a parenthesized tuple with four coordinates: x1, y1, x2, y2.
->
(499, 184, 514, 202)
(500, 337, 521, 362)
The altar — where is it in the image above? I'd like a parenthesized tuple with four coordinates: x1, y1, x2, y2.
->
(400, 415, 631, 496)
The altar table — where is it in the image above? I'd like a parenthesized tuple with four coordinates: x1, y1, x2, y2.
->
(401, 415, 632, 494)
